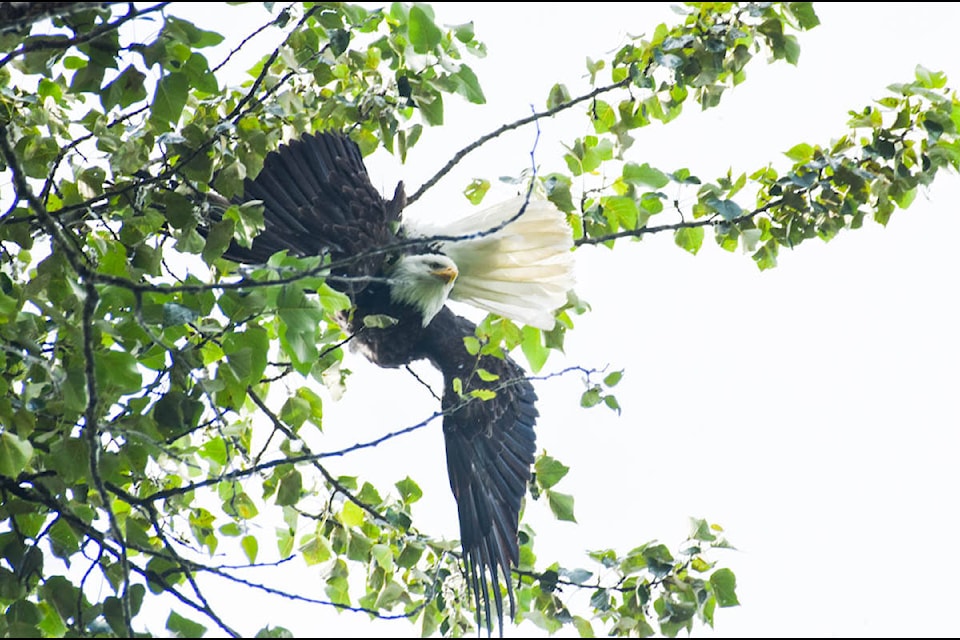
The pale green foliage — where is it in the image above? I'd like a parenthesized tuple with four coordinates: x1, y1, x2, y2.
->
(0, 2, 956, 638)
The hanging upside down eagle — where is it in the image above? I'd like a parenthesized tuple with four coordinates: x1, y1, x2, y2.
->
(211, 131, 575, 635)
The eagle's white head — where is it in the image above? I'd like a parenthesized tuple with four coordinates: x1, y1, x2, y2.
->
(405, 196, 576, 331)
(388, 253, 459, 327)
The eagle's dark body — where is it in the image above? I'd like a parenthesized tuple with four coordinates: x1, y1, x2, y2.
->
(218, 132, 538, 634)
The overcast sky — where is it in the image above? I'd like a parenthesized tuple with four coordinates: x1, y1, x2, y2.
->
(156, 3, 960, 637)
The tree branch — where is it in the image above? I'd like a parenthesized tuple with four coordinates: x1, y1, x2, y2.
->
(408, 77, 632, 205)
(575, 199, 781, 246)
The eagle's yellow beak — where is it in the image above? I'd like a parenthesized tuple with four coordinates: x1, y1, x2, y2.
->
(431, 264, 458, 284)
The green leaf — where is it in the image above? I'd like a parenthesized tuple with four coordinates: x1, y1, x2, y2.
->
(591, 100, 616, 134)
(363, 314, 399, 329)
(408, 4, 442, 53)
(375, 580, 406, 610)
(330, 28, 351, 56)
(165, 16, 225, 48)
(783, 34, 801, 65)
(710, 568, 739, 607)
(95, 349, 143, 395)
(166, 611, 207, 638)
(463, 336, 481, 355)
(277, 527, 295, 559)
(624, 162, 670, 188)
(48, 519, 80, 560)
(535, 454, 570, 490)
(521, 325, 548, 373)
(915, 64, 947, 89)
(0, 431, 34, 477)
(752, 240, 778, 270)
(278, 285, 325, 374)
(674, 226, 704, 255)
(397, 541, 425, 569)
(690, 517, 718, 542)
(222, 327, 268, 386)
(182, 52, 218, 94)
(69, 60, 105, 94)
(589, 588, 610, 611)
(300, 532, 332, 566)
(603, 196, 639, 230)
(37, 599, 69, 636)
(603, 395, 621, 414)
(894, 187, 917, 209)
(740, 228, 762, 253)
(454, 64, 485, 104)
(547, 83, 572, 110)
(346, 529, 372, 562)
(222, 490, 258, 520)
(101, 65, 147, 111)
(788, 3, 820, 29)
(280, 387, 323, 432)
(202, 219, 234, 263)
(470, 388, 496, 401)
(151, 71, 189, 126)
(325, 573, 350, 607)
(223, 201, 264, 247)
(159, 190, 195, 229)
(603, 370, 623, 387)
(276, 469, 303, 506)
(199, 437, 227, 467)
(152, 391, 204, 438)
(340, 500, 364, 528)
(417, 91, 444, 126)
(546, 490, 576, 522)
(709, 198, 743, 221)
(522, 609, 564, 634)
(563, 568, 594, 585)
(450, 20, 475, 43)
(580, 386, 601, 408)
(464, 178, 490, 205)
(0, 290, 18, 318)
(691, 557, 711, 572)
(573, 615, 596, 637)
(371, 543, 394, 572)
(241, 535, 259, 563)
(162, 301, 198, 326)
(784, 142, 815, 162)
(213, 160, 248, 201)
(476, 368, 499, 382)
(395, 476, 423, 505)
(316, 283, 351, 315)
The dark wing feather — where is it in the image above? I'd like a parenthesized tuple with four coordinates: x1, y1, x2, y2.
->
(423, 308, 538, 636)
(221, 131, 405, 292)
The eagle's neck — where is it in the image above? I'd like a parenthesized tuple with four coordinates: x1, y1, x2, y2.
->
(388, 254, 458, 327)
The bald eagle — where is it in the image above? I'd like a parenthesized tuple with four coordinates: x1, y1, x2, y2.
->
(213, 131, 575, 635)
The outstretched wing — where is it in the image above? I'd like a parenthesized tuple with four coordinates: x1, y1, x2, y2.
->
(221, 131, 405, 291)
(422, 307, 538, 636)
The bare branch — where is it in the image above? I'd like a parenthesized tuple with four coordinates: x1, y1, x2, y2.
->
(408, 77, 632, 205)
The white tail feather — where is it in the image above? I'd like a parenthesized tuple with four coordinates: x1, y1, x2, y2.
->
(406, 196, 576, 330)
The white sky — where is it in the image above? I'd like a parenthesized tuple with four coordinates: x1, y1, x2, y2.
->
(141, 3, 960, 637)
